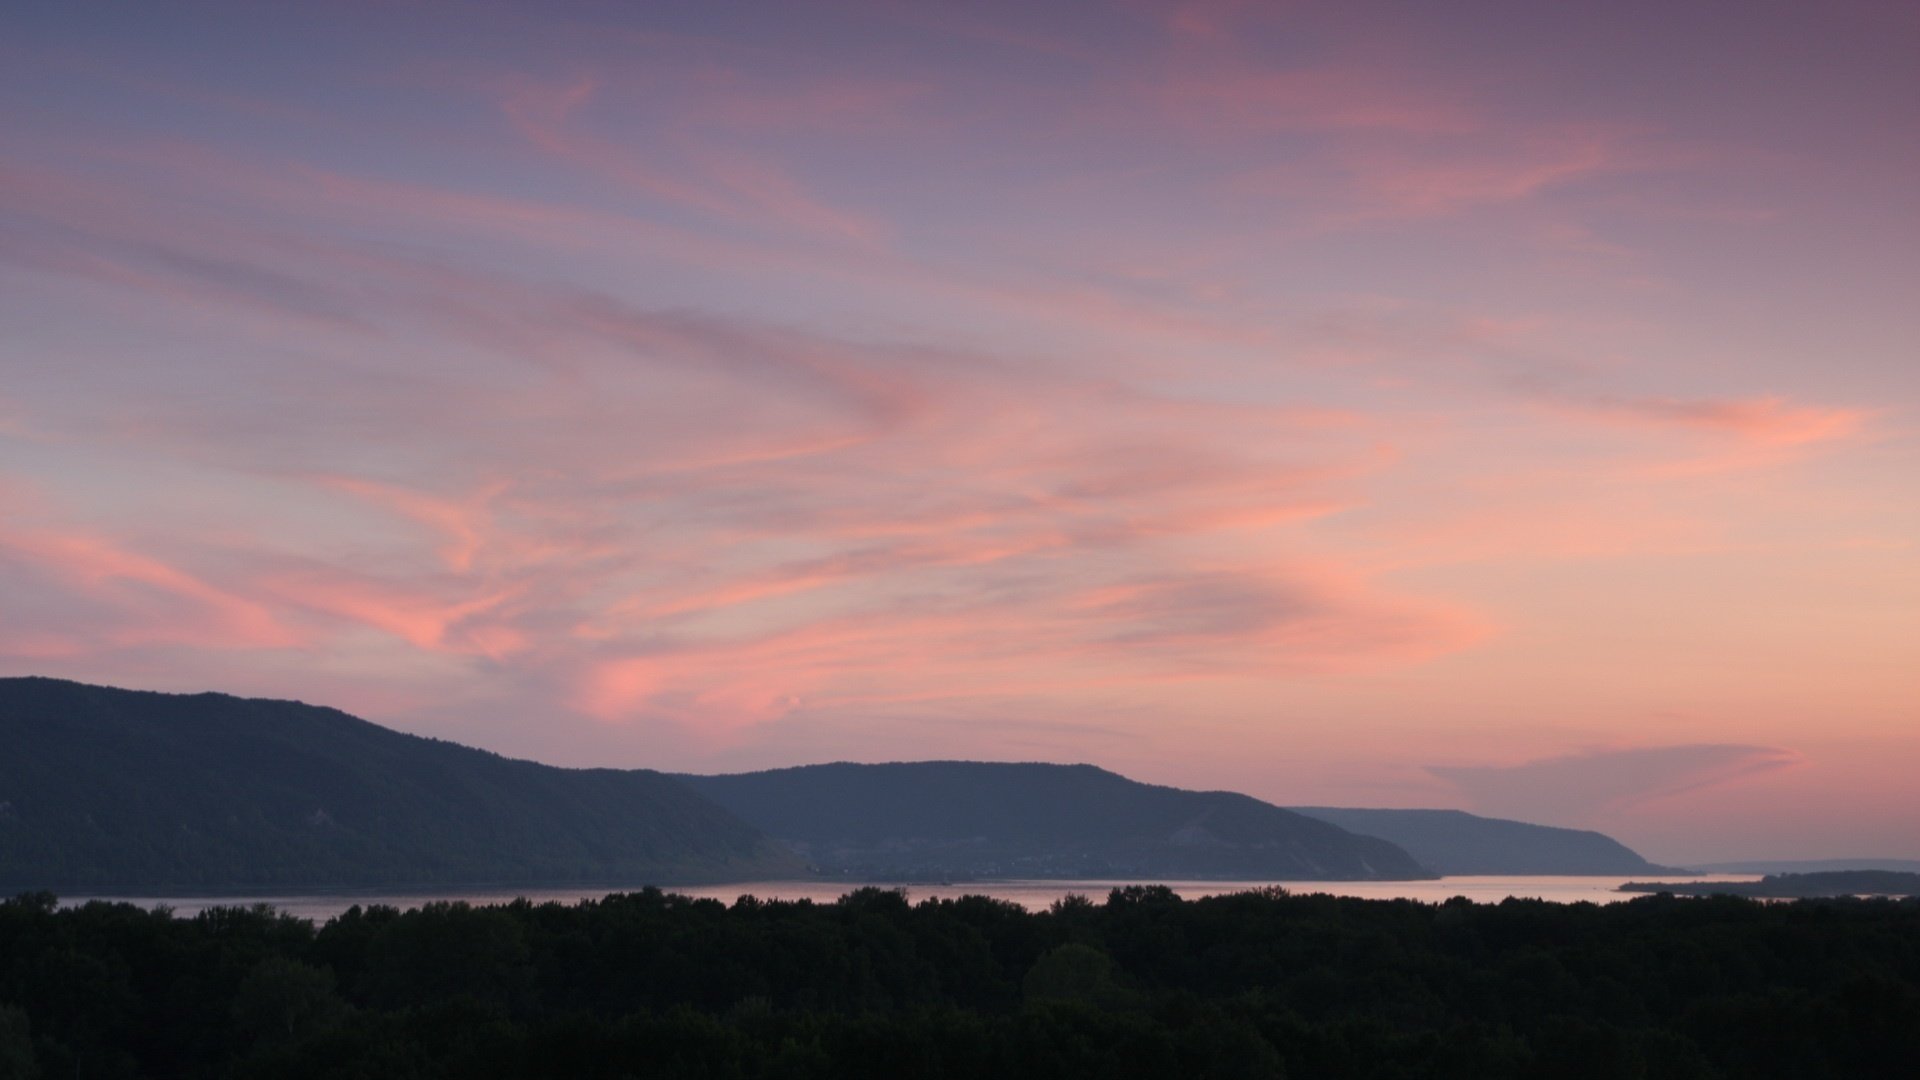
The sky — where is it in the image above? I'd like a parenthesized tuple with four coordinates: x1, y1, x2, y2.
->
(2, 0, 1916, 864)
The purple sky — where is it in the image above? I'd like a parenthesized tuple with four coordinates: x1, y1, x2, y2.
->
(3, 1, 1917, 862)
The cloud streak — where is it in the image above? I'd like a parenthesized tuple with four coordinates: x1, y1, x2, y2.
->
(1430, 744, 1805, 825)
(0, 0, 1913, 861)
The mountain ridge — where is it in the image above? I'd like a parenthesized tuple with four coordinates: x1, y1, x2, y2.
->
(5, 677, 1675, 891)
(1618, 870, 1920, 898)
(0, 677, 801, 891)
(678, 761, 1435, 881)
(1685, 858, 1920, 875)
(1288, 806, 1671, 876)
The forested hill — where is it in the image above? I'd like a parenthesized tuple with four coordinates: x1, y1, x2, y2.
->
(1690, 858, 1920, 875)
(1620, 870, 1920, 898)
(1289, 807, 1666, 875)
(0, 678, 801, 891)
(677, 762, 1433, 881)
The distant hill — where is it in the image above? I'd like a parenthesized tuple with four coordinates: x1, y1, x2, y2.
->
(677, 762, 1433, 881)
(1290, 807, 1666, 875)
(1619, 870, 1920, 899)
(0, 678, 801, 891)
(1687, 858, 1920, 875)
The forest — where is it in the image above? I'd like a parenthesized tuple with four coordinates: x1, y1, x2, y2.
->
(1617, 871, 1920, 899)
(2, 886, 1916, 1079)
(0, 679, 798, 891)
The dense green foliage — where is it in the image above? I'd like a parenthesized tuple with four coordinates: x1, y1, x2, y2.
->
(3, 887, 1915, 1079)
(679, 762, 1431, 881)
(1619, 871, 1920, 899)
(0, 678, 798, 890)
(1290, 808, 1663, 876)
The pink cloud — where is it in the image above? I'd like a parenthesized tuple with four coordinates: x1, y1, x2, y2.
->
(2, 168, 1493, 739)
(1162, 0, 1256, 43)
(0, 0, 1910, 864)
(1161, 66, 1477, 136)
(1511, 390, 1878, 478)
(498, 76, 890, 247)
(678, 67, 928, 132)
(836, 1, 1091, 59)
(1, 137, 1453, 374)
(563, 554, 1483, 735)
(319, 476, 509, 573)
(1339, 129, 1634, 217)
(2, 157, 1483, 734)
(1225, 125, 1647, 221)
(0, 526, 302, 652)
(1570, 394, 1871, 448)
(1432, 744, 1805, 825)
(255, 566, 524, 655)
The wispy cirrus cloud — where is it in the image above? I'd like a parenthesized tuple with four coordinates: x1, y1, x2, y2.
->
(1, 123, 1885, 752)
(3, 0, 1911, 857)
(0, 524, 303, 654)
(1505, 384, 1879, 477)
(1431, 744, 1805, 825)
(498, 75, 891, 247)
(0, 140, 1487, 736)
(1556, 393, 1872, 449)
(1158, 65, 1477, 136)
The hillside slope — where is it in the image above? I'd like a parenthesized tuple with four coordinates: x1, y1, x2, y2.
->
(679, 762, 1433, 881)
(1688, 858, 1920, 875)
(1619, 870, 1920, 898)
(0, 678, 800, 891)
(1290, 807, 1663, 875)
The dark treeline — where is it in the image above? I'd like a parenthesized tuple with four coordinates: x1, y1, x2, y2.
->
(2, 887, 1917, 1079)
(1618, 870, 1920, 899)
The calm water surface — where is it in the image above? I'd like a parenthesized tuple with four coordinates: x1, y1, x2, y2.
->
(67, 875, 1761, 922)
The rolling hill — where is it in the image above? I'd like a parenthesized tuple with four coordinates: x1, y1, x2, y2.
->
(1687, 858, 1920, 875)
(1618, 870, 1920, 898)
(1289, 807, 1666, 875)
(0, 677, 801, 891)
(678, 762, 1434, 881)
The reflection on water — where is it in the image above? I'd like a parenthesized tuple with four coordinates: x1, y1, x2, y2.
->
(65, 874, 1762, 922)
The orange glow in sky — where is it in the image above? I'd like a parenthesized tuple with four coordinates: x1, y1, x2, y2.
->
(2, 1, 1916, 862)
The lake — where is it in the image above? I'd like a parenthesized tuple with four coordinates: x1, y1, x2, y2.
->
(64, 874, 1761, 921)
